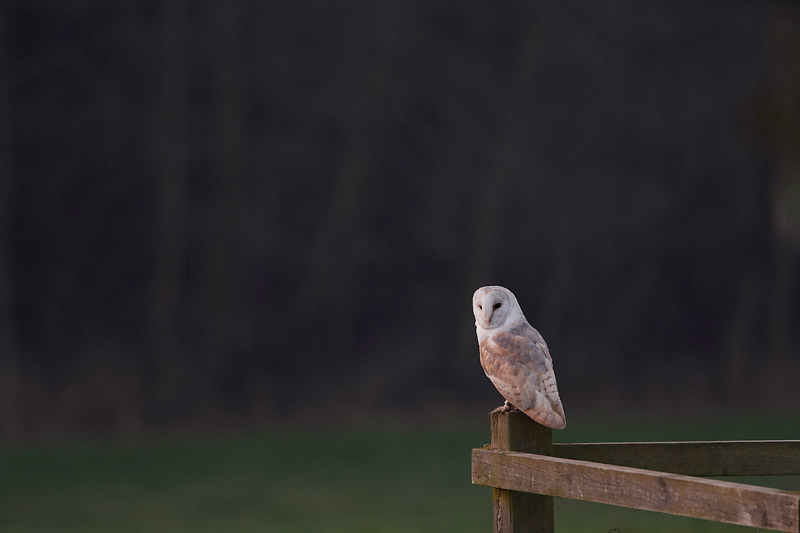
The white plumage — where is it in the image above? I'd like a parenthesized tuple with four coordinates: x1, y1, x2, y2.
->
(473, 285, 566, 429)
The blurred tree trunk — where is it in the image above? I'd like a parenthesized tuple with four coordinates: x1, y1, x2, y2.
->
(722, 172, 773, 402)
(148, 0, 189, 424)
(297, 123, 369, 360)
(203, 1, 248, 406)
(723, 264, 763, 401)
(0, 3, 21, 438)
(450, 6, 544, 385)
(296, 3, 405, 364)
(724, 18, 800, 402)
(767, 18, 800, 365)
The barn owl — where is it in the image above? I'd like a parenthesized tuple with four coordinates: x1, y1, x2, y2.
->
(473, 286, 566, 429)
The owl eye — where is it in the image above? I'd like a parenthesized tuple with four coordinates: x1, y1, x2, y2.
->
(477, 304, 482, 310)
(493, 302, 502, 309)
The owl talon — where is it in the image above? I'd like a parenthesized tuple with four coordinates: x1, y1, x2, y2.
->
(489, 401, 518, 416)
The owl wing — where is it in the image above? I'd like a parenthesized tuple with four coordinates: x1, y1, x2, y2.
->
(480, 326, 566, 429)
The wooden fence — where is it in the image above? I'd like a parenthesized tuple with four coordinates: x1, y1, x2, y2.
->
(471, 412, 800, 532)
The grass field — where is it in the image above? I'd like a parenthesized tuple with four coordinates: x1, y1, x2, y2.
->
(0, 414, 797, 532)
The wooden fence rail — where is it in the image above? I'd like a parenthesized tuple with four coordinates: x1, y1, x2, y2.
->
(553, 440, 800, 477)
(471, 412, 800, 533)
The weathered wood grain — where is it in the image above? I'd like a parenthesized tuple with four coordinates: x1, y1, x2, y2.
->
(472, 448, 800, 532)
(553, 440, 800, 477)
(489, 411, 553, 533)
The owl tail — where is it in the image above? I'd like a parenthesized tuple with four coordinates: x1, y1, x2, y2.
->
(522, 401, 566, 429)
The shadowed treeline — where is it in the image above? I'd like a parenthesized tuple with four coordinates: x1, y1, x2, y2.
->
(1, 1, 799, 437)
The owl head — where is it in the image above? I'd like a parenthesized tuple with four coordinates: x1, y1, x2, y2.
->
(472, 285, 525, 330)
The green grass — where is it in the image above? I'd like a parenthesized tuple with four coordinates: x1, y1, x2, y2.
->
(0, 414, 797, 532)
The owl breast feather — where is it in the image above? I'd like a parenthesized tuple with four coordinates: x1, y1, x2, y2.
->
(479, 325, 566, 428)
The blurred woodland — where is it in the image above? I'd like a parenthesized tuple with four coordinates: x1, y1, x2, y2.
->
(1, 1, 800, 438)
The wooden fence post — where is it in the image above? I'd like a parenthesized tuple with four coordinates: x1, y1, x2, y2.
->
(490, 411, 554, 533)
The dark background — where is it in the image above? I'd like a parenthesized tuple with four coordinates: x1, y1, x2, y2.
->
(1, 1, 799, 438)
